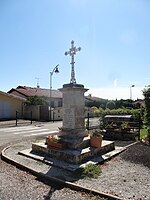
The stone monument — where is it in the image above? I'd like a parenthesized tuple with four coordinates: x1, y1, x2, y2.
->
(59, 40, 88, 146)
(30, 40, 115, 168)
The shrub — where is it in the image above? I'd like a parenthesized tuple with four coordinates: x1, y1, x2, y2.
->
(74, 164, 102, 179)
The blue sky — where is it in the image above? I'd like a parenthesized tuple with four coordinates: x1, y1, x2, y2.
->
(0, 0, 150, 100)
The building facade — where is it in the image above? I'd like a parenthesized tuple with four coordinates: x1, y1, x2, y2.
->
(0, 91, 26, 120)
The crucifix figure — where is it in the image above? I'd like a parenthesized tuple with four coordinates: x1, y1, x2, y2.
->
(65, 40, 81, 84)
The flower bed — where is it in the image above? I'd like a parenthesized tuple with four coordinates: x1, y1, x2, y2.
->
(46, 135, 64, 149)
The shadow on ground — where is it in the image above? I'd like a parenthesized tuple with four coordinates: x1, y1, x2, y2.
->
(119, 142, 150, 169)
(36, 176, 65, 200)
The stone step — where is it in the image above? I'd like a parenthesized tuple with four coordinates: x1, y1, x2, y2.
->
(30, 140, 115, 165)
(19, 145, 126, 172)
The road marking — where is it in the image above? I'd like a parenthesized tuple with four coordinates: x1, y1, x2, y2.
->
(13, 128, 49, 135)
(2, 126, 40, 132)
(25, 130, 59, 137)
(0, 126, 59, 138)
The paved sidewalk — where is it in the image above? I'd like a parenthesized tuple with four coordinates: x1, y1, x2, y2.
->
(0, 120, 36, 128)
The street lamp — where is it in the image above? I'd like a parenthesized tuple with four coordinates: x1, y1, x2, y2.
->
(130, 85, 135, 100)
(49, 64, 59, 121)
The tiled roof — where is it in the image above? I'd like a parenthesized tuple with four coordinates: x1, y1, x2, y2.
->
(0, 90, 26, 101)
(8, 86, 62, 98)
(85, 95, 104, 101)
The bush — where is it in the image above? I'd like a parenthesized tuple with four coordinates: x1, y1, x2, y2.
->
(93, 107, 140, 119)
(74, 164, 102, 179)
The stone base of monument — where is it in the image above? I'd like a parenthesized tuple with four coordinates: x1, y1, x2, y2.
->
(30, 136, 115, 165)
(19, 142, 126, 172)
(59, 135, 90, 149)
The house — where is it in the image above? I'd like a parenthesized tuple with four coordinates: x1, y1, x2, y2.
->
(8, 86, 63, 121)
(0, 91, 26, 120)
(7, 86, 100, 121)
(8, 86, 62, 108)
(85, 94, 103, 102)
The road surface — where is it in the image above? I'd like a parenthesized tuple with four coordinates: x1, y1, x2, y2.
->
(0, 118, 100, 146)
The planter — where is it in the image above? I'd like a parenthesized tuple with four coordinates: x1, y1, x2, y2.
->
(90, 135, 103, 148)
(47, 141, 64, 149)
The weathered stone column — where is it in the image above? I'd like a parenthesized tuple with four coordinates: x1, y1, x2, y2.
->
(59, 83, 88, 139)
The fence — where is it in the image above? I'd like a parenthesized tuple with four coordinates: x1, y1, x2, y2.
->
(15, 111, 33, 126)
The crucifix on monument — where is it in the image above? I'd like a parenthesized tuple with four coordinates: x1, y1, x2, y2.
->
(65, 40, 81, 84)
(59, 40, 88, 143)
(30, 40, 116, 167)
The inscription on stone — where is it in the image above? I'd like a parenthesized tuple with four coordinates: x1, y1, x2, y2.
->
(63, 108, 75, 129)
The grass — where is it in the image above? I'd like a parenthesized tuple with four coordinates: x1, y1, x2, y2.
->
(73, 163, 102, 179)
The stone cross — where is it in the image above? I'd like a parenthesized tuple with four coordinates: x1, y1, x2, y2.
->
(65, 40, 81, 84)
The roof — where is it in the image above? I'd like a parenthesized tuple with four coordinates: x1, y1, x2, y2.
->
(0, 90, 26, 101)
(104, 115, 133, 119)
(104, 115, 133, 122)
(85, 95, 104, 101)
(8, 86, 62, 98)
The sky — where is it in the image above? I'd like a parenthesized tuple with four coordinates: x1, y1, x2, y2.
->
(0, 0, 150, 100)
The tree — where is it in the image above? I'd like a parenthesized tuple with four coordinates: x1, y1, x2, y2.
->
(143, 86, 150, 125)
(26, 96, 48, 105)
(106, 101, 116, 109)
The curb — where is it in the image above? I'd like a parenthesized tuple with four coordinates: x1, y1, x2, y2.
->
(124, 141, 139, 148)
(1, 145, 124, 200)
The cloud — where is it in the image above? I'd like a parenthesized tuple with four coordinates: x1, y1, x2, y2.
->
(87, 86, 144, 100)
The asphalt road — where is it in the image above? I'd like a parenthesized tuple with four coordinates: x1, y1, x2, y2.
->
(0, 121, 62, 146)
(0, 118, 100, 146)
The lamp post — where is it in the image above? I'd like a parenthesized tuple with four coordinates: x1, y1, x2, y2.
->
(49, 64, 59, 121)
(130, 85, 135, 100)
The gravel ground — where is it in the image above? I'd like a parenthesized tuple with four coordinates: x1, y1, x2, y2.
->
(0, 137, 150, 200)
(76, 142, 150, 200)
(0, 159, 93, 200)
(0, 142, 98, 200)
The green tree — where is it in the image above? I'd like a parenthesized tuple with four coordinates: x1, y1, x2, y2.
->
(106, 101, 116, 109)
(143, 86, 150, 125)
(26, 96, 48, 105)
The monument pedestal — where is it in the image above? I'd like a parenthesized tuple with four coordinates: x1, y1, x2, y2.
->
(58, 133, 89, 149)
(32, 138, 115, 165)
(58, 83, 89, 150)
(31, 83, 115, 166)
